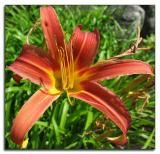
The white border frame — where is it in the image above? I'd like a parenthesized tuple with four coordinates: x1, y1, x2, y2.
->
(0, 0, 159, 153)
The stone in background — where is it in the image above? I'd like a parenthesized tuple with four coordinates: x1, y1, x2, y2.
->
(112, 5, 155, 37)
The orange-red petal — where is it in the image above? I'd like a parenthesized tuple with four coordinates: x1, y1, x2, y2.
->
(8, 44, 57, 89)
(70, 81, 131, 145)
(79, 59, 153, 81)
(40, 6, 65, 60)
(11, 89, 60, 145)
(71, 25, 99, 70)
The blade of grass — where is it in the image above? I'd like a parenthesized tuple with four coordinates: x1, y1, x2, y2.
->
(142, 128, 155, 149)
(51, 116, 61, 145)
(64, 142, 78, 149)
(84, 111, 93, 131)
(59, 99, 69, 130)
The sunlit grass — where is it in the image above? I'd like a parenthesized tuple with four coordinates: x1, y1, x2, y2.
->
(5, 5, 155, 149)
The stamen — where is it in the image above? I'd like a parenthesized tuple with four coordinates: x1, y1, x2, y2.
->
(68, 42, 74, 89)
(58, 44, 74, 90)
(64, 45, 70, 88)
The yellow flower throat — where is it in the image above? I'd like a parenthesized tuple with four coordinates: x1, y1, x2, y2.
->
(58, 45, 74, 91)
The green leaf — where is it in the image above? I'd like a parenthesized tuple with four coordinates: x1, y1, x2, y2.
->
(64, 142, 78, 149)
(59, 100, 69, 130)
(84, 111, 93, 130)
(142, 128, 155, 149)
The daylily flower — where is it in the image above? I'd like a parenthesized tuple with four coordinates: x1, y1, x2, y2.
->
(8, 6, 153, 146)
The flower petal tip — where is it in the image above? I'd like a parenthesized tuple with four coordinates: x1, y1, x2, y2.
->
(107, 134, 128, 145)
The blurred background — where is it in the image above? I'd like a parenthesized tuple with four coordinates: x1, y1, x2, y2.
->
(5, 5, 155, 150)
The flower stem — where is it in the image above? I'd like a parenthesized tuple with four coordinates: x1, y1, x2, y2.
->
(66, 90, 74, 106)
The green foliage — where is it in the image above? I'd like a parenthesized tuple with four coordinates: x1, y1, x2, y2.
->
(5, 5, 155, 150)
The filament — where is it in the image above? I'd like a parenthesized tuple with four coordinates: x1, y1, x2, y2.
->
(58, 43, 74, 90)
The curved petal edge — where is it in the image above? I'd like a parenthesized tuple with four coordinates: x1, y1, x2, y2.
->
(70, 81, 131, 145)
(79, 59, 153, 82)
(11, 89, 59, 145)
(8, 44, 57, 90)
(71, 25, 100, 70)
